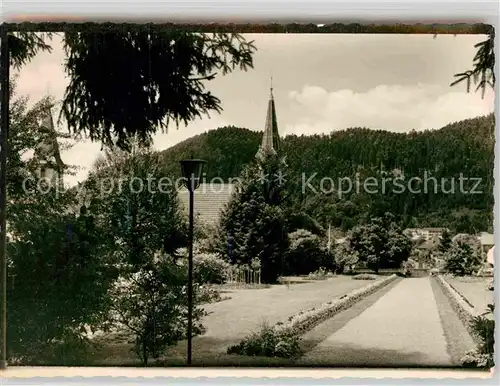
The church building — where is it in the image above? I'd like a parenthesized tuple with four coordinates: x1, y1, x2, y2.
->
(177, 85, 280, 226)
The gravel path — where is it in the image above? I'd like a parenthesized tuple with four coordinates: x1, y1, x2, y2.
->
(300, 277, 452, 367)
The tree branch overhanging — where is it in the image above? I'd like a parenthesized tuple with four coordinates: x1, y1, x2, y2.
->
(450, 30, 495, 98)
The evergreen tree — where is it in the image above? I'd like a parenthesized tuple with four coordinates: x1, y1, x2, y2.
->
(451, 28, 495, 98)
(218, 154, 289, 283)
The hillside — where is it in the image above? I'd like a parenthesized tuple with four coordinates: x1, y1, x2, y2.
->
(161, 114, 495, 233)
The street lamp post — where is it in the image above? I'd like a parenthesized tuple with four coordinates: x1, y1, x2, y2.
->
(180, 158, 206, 366)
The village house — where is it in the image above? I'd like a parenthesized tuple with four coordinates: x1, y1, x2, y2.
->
(404, 227, 448, 241)
(479, 231, 494, 253)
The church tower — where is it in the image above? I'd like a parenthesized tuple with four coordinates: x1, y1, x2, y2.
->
(34, 103, 65, 189)
(255, 81, 280, 161)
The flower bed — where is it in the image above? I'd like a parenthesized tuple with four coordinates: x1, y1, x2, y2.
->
(352, 273, 378, 280)
(273, 274, 398, 336)
(434, 275, 479, 345)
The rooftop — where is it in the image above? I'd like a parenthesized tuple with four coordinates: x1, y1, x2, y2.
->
(177, 183, 236, 225)
(479, 232, 494, 246)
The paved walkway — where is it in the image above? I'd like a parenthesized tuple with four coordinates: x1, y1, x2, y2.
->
(300, 277, 452, 367)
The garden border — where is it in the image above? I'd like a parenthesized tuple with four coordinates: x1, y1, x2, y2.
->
(273, 274, 399, 336)
(434, 275, 480, 346)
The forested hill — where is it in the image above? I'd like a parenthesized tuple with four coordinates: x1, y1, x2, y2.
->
(161, 114, 495, 233)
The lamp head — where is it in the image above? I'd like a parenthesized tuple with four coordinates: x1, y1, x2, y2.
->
(180, 159, 206, 191)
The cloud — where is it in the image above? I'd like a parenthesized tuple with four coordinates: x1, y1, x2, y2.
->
(284, 84, 494, 135)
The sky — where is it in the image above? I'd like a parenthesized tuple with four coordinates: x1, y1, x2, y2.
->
(14, 33, 495, 186)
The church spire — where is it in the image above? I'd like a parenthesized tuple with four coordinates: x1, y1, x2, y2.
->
(256, 78, 280, 160)
(35, 100, 65, 188)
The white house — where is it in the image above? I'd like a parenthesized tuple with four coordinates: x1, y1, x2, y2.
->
(479, 232, 494, 253)
(404, 227, 448, 241)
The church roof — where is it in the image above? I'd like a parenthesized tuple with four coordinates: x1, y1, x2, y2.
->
(177, 183, 236, 225)
(256, 85, 280, 160)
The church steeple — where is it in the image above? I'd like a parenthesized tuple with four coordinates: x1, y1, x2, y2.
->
(256, 78, 280, 160)
(35, 101, 65, 188)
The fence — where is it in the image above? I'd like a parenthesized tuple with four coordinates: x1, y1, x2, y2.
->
(225, 265, 261, 288)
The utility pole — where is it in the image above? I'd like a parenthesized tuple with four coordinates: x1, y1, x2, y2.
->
(0, 24, 10, 370)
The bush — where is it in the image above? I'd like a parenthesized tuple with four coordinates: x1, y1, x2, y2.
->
(195, 284, 225, 304)
(227, 323, 301, 358)
(334, 242, 359, 274)
(306, 268, 328, 280)
(352, 273, 378, 280)
(445, 239, 482, 276)
(177, 249, 230, 284)
(194, 252, 230, 284)
(461, 349, 494, 369)
(461, 304, 495, 369)
(285, 229, 333, 276)
(470, 305, 495, 354)
(110, 260, 206, 366)
(7, 204, 115, 363)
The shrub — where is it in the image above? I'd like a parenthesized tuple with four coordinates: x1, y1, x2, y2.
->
(177, 249, 230, 284)
(110, 260, 206, 366)
(227, 323, 301, 358)
(461, 350, 493, 369)
(7, 204, 115, 363)
(352, 273, 378, 280)
(445, 238, 482, 276)
(461, 304, 495, 369)
(470, 305, 495, 354)
(195, 284, 225, 304)
(194, 252, 231, 284)
(285, 229, 333, 276)
(306, 268, 328, 280)
(334, 242, 359, 274)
